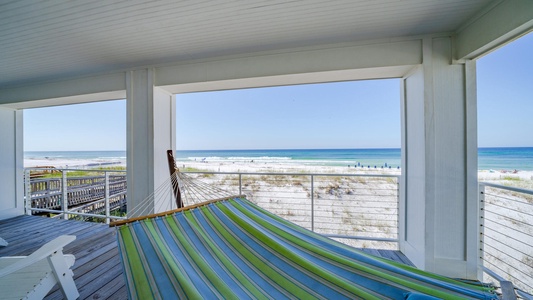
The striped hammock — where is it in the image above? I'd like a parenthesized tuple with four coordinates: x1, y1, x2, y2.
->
(116, 197, 497, 300)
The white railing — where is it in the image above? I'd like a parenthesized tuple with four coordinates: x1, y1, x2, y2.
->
(24, 168, 128, 224)
(480, 182, 533, 296)
(182, 171, 400, 248)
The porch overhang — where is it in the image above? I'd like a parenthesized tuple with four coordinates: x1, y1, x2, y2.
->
(0, 0, 531, 280)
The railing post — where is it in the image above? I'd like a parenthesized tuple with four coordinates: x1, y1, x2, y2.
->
(105, 172, 110, 224)
(311, 175, 314, 232)
(239, 173, 242, 195)
(25, 169, 32, 215)
(397, 176, 400, 241)
(61, 170, 68, 219)
(479, 184, 486, 276)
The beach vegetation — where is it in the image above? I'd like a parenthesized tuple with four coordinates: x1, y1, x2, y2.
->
(220, 175, 238, 186)
(35, 166, 127, 178)
(285, 210, 295, 216)
(502, 176, 521, 181)
(325, 183, 341, 196)
(94, 166, 126, 171)
(292, 180, 303, 187)
(181, 167, 207, 172)
(351, 176, 368, 184)
(523, 256, 533, 269)
(39, 170, 102, 178)
(385, 177, 397, 184)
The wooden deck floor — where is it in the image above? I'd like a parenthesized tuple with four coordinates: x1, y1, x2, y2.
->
(0, 215, 412, 300)
(0, 215, 126, 299)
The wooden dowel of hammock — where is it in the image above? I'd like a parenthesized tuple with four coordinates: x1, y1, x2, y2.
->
(167, 150, 183, 208)
(109, 195, 246, 227)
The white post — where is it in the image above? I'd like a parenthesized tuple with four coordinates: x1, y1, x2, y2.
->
(61, 171, 68, 219)
(0, 108, 23, 220)
(127, 69, 175, 216)
(239, 174, 242, 195)
(105, 172, 110, 224)
(25, 169, 32, 215)
(400, 36, 479, 279)
(311, 175, 314, 232)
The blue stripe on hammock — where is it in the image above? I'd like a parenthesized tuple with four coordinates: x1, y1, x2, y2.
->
(210, 201, 377, 299)
(234, 198, 497, 299)
(171, 212, 254, 299)
(130, 221, 186, 299)
(224, 198, 413, 299)
(117, 198, 498, 300)
(189, 207, 290, 299)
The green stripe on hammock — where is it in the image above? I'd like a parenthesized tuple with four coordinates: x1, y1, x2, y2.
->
(117, 197, 497, 300)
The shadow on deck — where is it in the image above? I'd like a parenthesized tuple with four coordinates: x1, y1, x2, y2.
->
(0, 215, 413, 300)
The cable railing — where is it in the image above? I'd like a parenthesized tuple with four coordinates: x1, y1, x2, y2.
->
(22, 167, 533, 296)
(181, 171, 400, 249)
(24, 168, 128, 224)
(480, 182, 533, 297)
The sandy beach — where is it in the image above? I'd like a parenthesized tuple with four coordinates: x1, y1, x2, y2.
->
(24, 157, 126, 169)
(180, 159, 532, 179)
(24, 156, 533, 182)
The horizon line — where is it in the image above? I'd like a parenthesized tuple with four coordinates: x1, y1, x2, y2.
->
(23, 146, 533, 152)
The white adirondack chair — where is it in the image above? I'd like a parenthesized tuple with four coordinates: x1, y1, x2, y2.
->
(0, 235, 79, 300)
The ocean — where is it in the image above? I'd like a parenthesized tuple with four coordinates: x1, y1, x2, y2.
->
(173, 148, 402, 169)
(24, 148, 533, 171)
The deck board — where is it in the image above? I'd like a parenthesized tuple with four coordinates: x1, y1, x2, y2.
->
(0, 215, 413, 299)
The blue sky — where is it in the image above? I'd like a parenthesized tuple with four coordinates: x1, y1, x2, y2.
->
(175, 79, 400, 150)
(477, 32, 533, 147)
(24, 33, 532, 151)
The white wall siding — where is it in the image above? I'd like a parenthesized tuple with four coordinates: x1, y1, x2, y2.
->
(401, 66, 427, 269)
(126, 69, 176, 216)
(0, 108, 23, 220)
(432, 36, 467, 262)
(400, 36, 478, 279)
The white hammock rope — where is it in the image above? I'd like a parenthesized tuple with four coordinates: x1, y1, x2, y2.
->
(177, 172, 236, 203)
(127, 173, 176, 218)
(126, 171, 240, 219)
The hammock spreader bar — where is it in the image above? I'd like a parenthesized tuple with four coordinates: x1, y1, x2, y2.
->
(116, 197, 498, 300)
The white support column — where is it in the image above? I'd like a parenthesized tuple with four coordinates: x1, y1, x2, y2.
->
(0, 107, 23, 220)
(126, 69, 175, 217)
(400, 36, 479, 279)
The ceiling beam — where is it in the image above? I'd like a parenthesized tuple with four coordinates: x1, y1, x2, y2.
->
(0, 72, 126, 107)
(155, 39, 422, 89)
(455, 0, 533, 60)
(0, 39, 422, 105)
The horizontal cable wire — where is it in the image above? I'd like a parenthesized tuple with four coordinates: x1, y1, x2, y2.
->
(483, 244, 532, 274)
(484, 217, 533, 239)
(483, 234, 531, 260)
(482, 258, 532, 290)
(484, 197, 533, 215)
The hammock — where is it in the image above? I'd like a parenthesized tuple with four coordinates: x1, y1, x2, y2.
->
(115, 196, 497, 299)
(113, 152, 498, 299)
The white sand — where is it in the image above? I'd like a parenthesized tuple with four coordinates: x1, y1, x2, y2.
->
(176, 160, 403, 175)
(24, 158, 126, 169)
(178, 159, 533, 181)
(24, 156, 533, 181)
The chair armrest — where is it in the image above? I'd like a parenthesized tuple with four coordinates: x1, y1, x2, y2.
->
(0, 235, 76, 277)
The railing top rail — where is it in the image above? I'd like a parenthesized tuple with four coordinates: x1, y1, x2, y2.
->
(26, 207, 127, 220)
(182, 170, 400, 178)
(479, 181, 533, 196)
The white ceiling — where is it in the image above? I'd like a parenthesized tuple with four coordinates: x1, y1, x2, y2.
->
(0, 0, 493, 89)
